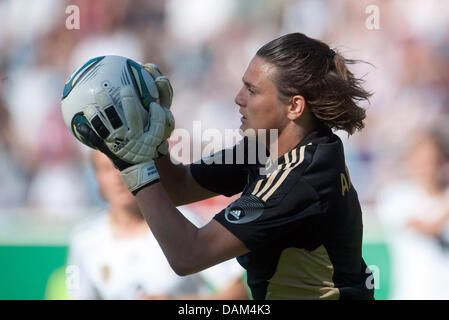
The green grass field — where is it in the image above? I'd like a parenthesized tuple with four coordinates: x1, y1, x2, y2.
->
(0, 241, 390, 300)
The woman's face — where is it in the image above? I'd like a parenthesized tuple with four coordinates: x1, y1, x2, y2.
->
(93, 151, 137, 208)
(407, 136, 445, 182)
(234, 56, 289, 134)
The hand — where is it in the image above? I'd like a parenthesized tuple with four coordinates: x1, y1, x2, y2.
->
(76, 85, 173, 194)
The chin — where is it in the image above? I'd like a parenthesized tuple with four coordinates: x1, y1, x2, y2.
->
(240, 121, 252, 133)
(241, 127, 259, 139)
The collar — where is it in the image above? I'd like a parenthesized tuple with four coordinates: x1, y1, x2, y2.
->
(270, 127, 333, 166)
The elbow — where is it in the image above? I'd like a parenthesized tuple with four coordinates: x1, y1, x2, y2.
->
(171, 261, 199, 277)
(173, 266, 193, 277)
(169, 247, 205, 276)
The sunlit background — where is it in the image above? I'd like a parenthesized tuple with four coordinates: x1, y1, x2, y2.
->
(1, 0, 449, 300)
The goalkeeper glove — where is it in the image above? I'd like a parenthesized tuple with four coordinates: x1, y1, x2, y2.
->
(141, 63, 174, 156)
(76, 84, 174, 195)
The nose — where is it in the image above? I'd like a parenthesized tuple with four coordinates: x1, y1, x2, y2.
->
(234, 86, 245, 107)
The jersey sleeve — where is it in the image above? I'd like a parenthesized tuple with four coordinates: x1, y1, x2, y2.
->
(190, 139, 256, 197)
(213, 144, 329, 251)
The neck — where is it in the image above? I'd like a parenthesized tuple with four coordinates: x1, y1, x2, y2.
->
(269, 120, 317, 161)
(109, 205, 147, 237)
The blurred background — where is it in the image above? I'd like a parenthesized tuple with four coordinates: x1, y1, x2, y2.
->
(1, 0, 449, 300)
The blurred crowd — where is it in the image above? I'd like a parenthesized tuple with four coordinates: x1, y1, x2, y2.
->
(1, 0, 449, 299)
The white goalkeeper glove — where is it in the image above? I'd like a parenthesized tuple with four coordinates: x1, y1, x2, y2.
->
(76, 84, 174, 194)
(141, 62, 174, 156)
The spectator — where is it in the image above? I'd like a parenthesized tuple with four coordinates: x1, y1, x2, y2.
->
(67, 151, 247, 299)
(376, 129, 449, 299)
(0, 94, 28, 206)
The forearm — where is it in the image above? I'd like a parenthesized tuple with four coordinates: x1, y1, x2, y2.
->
(135, 182, 248, 276)
(154, 154, 190, 206)
(155, 154, 218, 206)
(136, 182, 207, 275)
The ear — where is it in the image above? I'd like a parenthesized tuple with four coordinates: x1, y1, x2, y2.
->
(287, 95, 306, 121)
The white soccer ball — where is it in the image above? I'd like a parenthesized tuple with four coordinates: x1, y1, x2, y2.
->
(61, 55, 159, 148)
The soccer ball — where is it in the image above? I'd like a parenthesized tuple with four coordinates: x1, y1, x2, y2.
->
(61, 55, 159, 148)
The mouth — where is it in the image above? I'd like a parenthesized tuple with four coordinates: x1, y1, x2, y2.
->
(239, 110, 246, 121)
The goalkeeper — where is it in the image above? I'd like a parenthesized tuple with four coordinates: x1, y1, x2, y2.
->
(76, 33, 375, 300)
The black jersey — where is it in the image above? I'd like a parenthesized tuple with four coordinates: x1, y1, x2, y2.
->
(190, 128, 374, 300)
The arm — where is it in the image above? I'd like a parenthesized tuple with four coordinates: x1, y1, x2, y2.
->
(73, 67, 248, 273)
(136, 182, 249, 276)
(155, 154, 217, 206)
(407, 208, 449, 237)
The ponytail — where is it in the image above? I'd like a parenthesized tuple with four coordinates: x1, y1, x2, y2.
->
(257, 33, 372, 135)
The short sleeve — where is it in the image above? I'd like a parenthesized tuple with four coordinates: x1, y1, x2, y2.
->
(190, 138, 261, 197)
(190, 158, 247, 197)
(213, 160, 328, 251)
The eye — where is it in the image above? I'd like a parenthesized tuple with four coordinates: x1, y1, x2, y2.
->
(248, 88, 255, 95)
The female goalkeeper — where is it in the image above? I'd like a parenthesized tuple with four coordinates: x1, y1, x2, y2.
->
(78, 33, 374, 300)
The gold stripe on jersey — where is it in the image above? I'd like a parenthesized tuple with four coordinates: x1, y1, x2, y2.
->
(252, 178, 264, 195)
(254, 152, 291, 198)
(252, 165, 284, 196)
(254, 165, 282, 198)
(261, 145, 306, 202)
(265, 245, 339, 300)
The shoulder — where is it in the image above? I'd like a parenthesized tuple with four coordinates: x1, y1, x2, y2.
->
(299, 129, 351, 200)
(253, 129, 342, 204)
(301, 129, 345, 173)
(271, 128, 343, 178)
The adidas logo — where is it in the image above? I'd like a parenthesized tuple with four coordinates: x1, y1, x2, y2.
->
(229, 209, 242, 220)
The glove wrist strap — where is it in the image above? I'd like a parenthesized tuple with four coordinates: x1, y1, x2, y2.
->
(121, 160, 160, 195)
